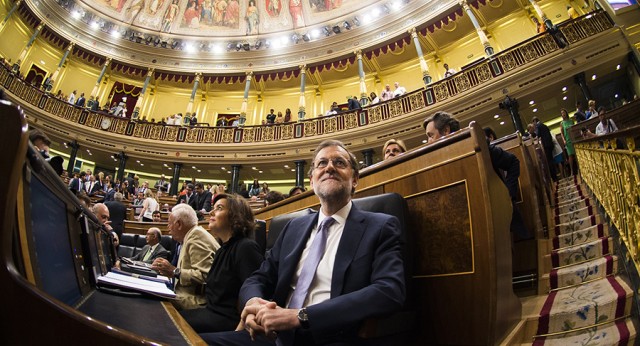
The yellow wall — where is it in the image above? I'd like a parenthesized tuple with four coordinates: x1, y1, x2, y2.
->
(0, 15, 29, 64)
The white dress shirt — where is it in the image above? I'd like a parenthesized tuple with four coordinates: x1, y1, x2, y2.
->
(287, 201, 353, 308)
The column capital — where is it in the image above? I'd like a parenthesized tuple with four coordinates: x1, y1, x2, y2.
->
(299, 64, 306, 72)
(66, 42, 75, 51)
(354, 49, 363, 58)
(35, 23, 44, 31)
(245, 70, 253, 77)
(104, 57, 112, 65)
(146, 68, 154, 77)
(459, 0, 470, 9)
(408, 27, 417, 37)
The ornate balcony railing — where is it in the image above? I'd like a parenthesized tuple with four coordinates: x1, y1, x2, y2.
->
(574, 126, 640, 275)
(2, 11, 614, 144)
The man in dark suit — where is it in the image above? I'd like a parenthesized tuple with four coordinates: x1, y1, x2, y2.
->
(532, 116, 558, 181)
(130, 228, 169, 263)
(69, 171, 86, 195)
(192, 182, 212, 215)
(177, 183, 195, 207)
(347, 95, 361, 110)
(75, 92, 86, 107)
(203, 140, 405, 345)
(105, 192, 128, 240)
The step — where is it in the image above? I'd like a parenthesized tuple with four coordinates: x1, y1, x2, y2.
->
(555, 195, 589, 211)
(555, 183, 582, 195)
(554, 215, 599, 236)
(541, 255, 618, 291)
(532, 318, 637, 346)
(554, 176, 579, 189)
(549, 237, 612, 269)
(555, 205, 594, 225)
(553, 224, 607, 250)
(536, 276, 634, 336)
(555, 189, 585, 204)
(554, 197, 591, 216)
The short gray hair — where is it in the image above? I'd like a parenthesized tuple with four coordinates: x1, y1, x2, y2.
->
(114, 192, 123, 201)
(171, 203, 198, 229)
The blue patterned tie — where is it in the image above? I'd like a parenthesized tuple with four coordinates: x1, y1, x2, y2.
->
(288, 216, 335, 309)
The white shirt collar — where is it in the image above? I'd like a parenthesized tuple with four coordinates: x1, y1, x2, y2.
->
(317, 201, 352, 229)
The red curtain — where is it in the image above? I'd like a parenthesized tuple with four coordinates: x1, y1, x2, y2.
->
(107, 82, 142, 117)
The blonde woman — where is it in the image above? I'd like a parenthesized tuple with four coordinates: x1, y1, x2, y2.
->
(138, 189, 159, 222)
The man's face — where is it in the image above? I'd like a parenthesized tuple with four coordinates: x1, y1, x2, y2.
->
(599, 113, 606, 124)
(187, 186, 194, 195)
(310, 146, 358, 202)
(385, 85, 390, 91)
(394, 82, 399, 88)
(425, 121, 447, 144)
(153, 213, 162, 222)
(96, 206, 110, 225)
(145, 230, 157, 245)
(384, 144, 404, 160)
(167, 214, 184, 243)
(195, 185, 204, 194)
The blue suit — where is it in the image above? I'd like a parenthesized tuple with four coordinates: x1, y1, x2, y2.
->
(205, 204, 405, 345)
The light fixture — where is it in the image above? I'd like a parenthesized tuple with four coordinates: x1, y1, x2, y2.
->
(221, 167, 226, 170)
(494, 114, 499, 119)
(332, 26, 341, 34)
(243, 43, 251, 51)
(591, 74, 597, 80)
(171, 40, 180, 49)
(227, 42, 234, 51)
(422, 139, 427, 143)
(562, 86, 567, 92)
(563, 96, 568, 100)
(616, 64, 621, 70)
(235, 43, 242, 51)
(323, 26, 331, 36)
(258, 170, 263, 173)
(529, 100, 535, 105)
(343, 21, 351, 30)
(500, 121, 505, 125)
(353, 17, 360, 26)
(302, 33, 311, 42)
(532, 108, 538, 112)
(291, 34, 299, 44)
(254, 40, 262, 49)
(284, 165, 289, 168)
(161, 41, 167, 48)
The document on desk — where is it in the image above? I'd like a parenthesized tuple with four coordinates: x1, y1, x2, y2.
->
(97, 271, 176, 299)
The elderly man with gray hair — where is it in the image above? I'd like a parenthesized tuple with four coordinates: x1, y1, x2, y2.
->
(152, 204, 220, 310)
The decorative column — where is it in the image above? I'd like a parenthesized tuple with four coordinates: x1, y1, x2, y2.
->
(409, 28, 432, 85)
(230, 165, 242, 194)
(170, 162, 182, 196)
(294, 160, 306, 187)
(90, 58, 111, 98)
(355, 51, 368, 106)
(460, 0, 494, 56)
(50, 42, 74, 89)
(133, 68, 153, 120)
(186, 72, 201, 115)
(298, 65, 306, 121)
(239, 71, 252, 126)
(65, 140, 79, 174)
(1, 0, 22, 28)
(573, 72, 592, 103)
(361, 149, 374, 167)
(16, 23, 44, 64)
(528, 0, 567, 48)
(115, 151, 128, 184)
(499, 95, 525, 135)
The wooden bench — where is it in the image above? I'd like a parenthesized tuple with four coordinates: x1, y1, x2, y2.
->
(256, 122, 521, 345)
(123, 219, 209, 235)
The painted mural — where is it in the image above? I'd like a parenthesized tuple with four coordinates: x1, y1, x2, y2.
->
(86, 0, 357, 35)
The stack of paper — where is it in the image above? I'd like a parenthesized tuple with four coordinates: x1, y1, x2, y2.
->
(97, 271, 176, 299)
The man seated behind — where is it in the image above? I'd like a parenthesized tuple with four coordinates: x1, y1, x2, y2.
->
(151, 204, 220, 310)
(152, 210, 163, 222)
(203, 139, 405, 345)
(130, 227, 169, 263)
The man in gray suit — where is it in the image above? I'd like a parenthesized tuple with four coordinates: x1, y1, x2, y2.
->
(130, 227, 170, 263)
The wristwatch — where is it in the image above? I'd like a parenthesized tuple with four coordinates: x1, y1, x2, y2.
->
(297, 308, 310, 329)
(173, 267, 181, 278)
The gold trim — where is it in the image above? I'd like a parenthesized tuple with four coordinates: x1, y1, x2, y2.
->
(161, 301, 206, 346)
(357, 150, 476, 194)
(409, 179, 476, 278)
(532, 315, 630, 339)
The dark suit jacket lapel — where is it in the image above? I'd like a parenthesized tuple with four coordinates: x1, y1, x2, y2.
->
(275, 212, 318, 304)
(331, 206, 366, 297)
